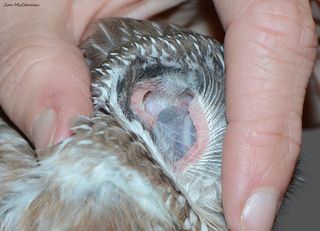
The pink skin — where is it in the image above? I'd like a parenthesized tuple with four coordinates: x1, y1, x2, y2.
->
(131, 85, 157, 129)
(175, 96, 209, 172)
(0, 0, 318, 230)
(132, 86, 209, 172)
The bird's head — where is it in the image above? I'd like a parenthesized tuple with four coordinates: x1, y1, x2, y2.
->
(0, 18, 228, 231)
(82, 18, 227, 229)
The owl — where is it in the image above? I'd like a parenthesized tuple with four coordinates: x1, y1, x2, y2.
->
(0, 18, 227, 231)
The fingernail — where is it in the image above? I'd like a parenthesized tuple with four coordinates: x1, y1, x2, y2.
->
(32, 108, 57, 149)
(241, 188, 280, 231)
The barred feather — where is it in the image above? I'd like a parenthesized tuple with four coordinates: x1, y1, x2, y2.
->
(0, 18, 227, 231)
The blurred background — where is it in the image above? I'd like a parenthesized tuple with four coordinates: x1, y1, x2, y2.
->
(275, 128, 320, 230)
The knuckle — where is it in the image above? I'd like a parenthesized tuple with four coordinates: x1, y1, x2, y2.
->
(240, 112, 302, 157)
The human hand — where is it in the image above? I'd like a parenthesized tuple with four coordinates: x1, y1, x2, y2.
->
(0, 0, 184, 149)
(213, 0, 317, 230)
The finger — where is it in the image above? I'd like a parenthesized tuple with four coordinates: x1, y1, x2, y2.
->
(213, 0, 317, 230)
(0, 1, 92, 149)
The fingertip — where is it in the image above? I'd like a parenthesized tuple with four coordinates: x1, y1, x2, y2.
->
(25, 75, 93, 150)
(223, 172, 282, 231)
(221, 123, 298, 231)
(240, 188, 280, 231)
(52, 100, 93, 146)
(31, 104, 92, 150)
(31, 108, 58, 149)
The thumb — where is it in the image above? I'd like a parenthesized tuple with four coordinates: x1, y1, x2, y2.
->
(0, 2, 92, 149)
(213, 0, 317, 230)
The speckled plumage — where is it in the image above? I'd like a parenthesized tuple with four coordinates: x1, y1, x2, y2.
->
(0, 18, 227, 231)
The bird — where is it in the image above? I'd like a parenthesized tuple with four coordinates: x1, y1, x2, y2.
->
(0, 18, 227, 231)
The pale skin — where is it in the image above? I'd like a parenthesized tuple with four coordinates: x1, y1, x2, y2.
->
(0, 0, 317, 230)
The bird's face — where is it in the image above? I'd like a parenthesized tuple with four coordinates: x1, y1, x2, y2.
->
(0, 18, 227, 231)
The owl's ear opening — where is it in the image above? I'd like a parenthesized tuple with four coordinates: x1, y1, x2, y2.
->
(130, 84, 209, 169)
(130, 83, 194, 129)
